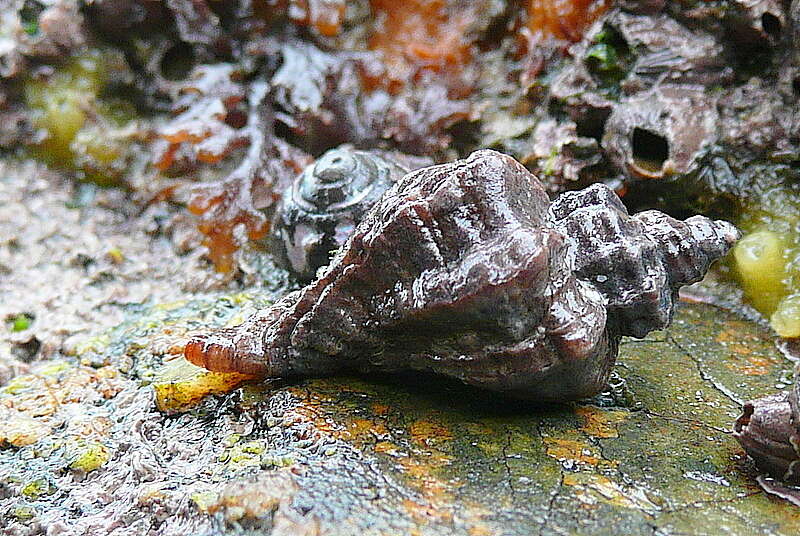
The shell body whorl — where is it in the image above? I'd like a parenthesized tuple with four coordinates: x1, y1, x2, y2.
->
(188, 150, 738, 403)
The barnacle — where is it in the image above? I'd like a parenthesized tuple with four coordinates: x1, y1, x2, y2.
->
(185, 150, 737, 402)
(270, 146, 424, 280)
(602, 86, 718, 180)
(725, 0, 785, 46)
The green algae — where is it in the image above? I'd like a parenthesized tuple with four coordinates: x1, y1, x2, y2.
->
(23, 50, 138, 186)
(12, 504, 36, 522)
(732, 185, 800, 337)
(20, 477, 54, 499)
(219, 440, 267, 469)
(66, 439, 111, 472)
(7, 314, 32, 332)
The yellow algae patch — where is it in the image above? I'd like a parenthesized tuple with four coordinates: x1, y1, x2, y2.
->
(576, 406, 629, 439)
(544, 437, 602, 467)
(410, 419, 453, 447)
(372, 403, 390, 416)
(152, 358, 255, 413)
(375, 440, 405, 456)
(21, 477, 54, 499)
(338, 418, 389, 444)
(402, 498, 454, 526)
(283, 387, 341, 435)
(0, 406, 52, 447)
(563, 473, 661, 514)
(190, 490, 221, 513)
(716, 321, 760, 344)
(727, 354, 776, 376)
(67, 439, 111, 472)
(1, 363, 123, 417)
(218, 439, 268, 471)
(394, 450, 458, 511)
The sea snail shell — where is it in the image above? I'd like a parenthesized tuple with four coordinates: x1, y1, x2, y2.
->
(188, 150, 738, 403)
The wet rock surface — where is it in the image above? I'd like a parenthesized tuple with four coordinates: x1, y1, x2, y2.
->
(2, 161, 800, 535)
(3, 291, 800, 534)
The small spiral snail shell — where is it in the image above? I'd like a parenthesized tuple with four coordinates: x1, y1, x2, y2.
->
(271, 147, 411, 280)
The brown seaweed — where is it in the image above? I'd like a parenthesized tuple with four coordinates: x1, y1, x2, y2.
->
(185, 150, 737, 402)
(269, 40, 474, 155)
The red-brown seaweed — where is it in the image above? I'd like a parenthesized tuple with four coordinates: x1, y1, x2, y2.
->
(185, 150, 737, 402)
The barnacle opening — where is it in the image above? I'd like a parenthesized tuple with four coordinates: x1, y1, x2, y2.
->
(631, 128, 669, 177)
(761, 13, 781, 39)
(160, 42, 195, 81)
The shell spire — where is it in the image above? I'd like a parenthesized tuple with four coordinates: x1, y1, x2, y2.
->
(549, 184, 740, 338)
(186, 150, 738, 403)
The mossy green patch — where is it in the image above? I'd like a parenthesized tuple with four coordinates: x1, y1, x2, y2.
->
(12, 504, 36, 522)
(190, 490, 220, 513)
(66, 440, 110, 472)
(7, 314, 33, 332)
(732, 185, 800, 336)
(20, 477, 54, 499)
(23, 49, 137, 186)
